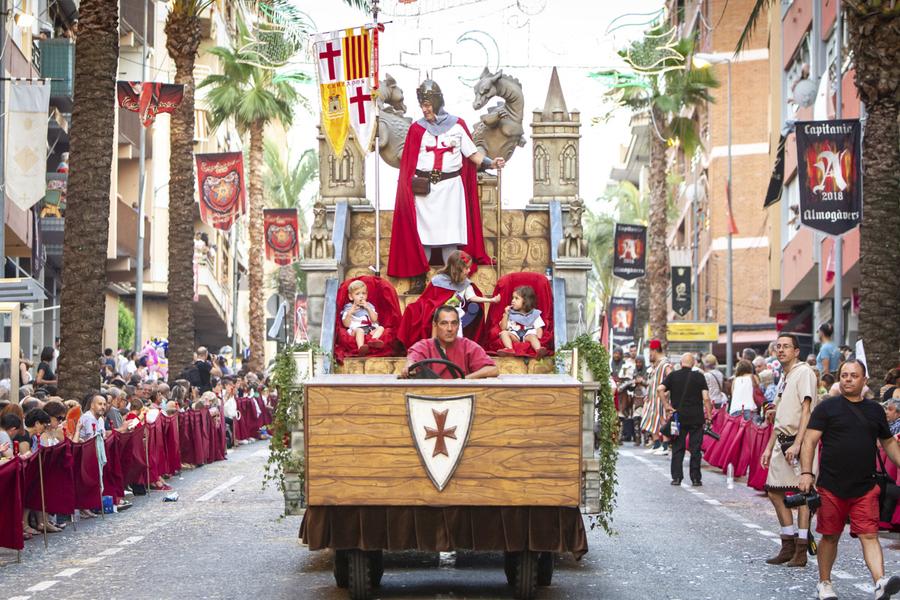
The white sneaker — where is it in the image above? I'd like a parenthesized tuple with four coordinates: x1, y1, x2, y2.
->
(875, 575, 900, 600)
(652, 448, 668, 456)
(816, 580, 837, 600)
(644, 446, 659, 453)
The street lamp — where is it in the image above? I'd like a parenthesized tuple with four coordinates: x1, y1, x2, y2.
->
(693, 52, 734, 376)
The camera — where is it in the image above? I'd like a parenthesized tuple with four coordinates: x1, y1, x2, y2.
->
(784, 490, 822, 511)
(703, 424, 720, 441)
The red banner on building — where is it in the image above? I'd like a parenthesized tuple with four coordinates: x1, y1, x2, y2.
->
(195, 152, 247, 231)
(117, 81, 184, 127)
(264, 208, 300, 266)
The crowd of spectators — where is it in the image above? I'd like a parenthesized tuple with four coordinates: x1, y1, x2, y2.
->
(0, 343, 274, 545)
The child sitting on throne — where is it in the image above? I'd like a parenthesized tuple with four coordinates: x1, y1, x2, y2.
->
(341, 280, 385, 356)
(498, 285, 547, 358)
(432, 251, 499, 337)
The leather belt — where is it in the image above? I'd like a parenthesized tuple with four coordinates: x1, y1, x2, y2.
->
(416, 169, 462, 184)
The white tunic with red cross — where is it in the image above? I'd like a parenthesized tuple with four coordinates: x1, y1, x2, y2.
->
(414, 123, 478, 247)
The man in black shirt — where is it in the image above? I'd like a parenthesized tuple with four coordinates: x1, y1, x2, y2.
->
(194, 346, 213, 393)
(800, 360, 900, 600)
(660, 353, 712, 487)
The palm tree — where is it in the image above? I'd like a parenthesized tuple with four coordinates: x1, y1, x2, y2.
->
(164, 0, 209, 377)
(737, 2, 900, 384)
(594, 30, 718, 348)
(200, 15, 304, 373)
(57, 0, 120, 398)
(263, 143, 318, 336)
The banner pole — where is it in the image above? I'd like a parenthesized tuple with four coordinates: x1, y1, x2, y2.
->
(98, 436, 105, 520)
(372, 3, 382, 277)
(145, 426, 151, 491)
(496, 170, 502, 280)
(37, 449, 48, 549)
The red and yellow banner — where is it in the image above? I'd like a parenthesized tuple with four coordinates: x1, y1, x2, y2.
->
(264, 208, 300, 266)
(117, 81, 184, 128)
(195, 152, 247, 231)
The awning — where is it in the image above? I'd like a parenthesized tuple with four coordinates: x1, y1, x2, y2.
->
(717, 328, 779, 345)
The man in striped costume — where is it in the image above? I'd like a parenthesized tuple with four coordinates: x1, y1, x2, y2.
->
(640, 339, 673, 455)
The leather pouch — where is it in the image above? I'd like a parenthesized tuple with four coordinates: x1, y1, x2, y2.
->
(411, 176, 431, 195)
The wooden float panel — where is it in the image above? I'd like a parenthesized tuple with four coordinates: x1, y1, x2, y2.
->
(305, 376, 582, 506)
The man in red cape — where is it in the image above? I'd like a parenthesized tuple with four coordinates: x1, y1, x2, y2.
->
(387, 79, 504, 293)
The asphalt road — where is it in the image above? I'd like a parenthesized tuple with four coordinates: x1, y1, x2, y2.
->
(2, 441, 900, 599)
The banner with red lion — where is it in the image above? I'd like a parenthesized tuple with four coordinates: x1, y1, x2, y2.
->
(264, 208, 300, 266)
(195, 152, 247, 231)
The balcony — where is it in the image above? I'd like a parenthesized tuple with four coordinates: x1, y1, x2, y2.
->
(120, 0, 155, 48)
(115, 196, 151, 266)
(117, 107, 153, 159)
(195, 256, 234, 349)
(39, 38, 75, 111)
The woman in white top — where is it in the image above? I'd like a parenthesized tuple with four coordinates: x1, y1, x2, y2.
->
(729, 359, 758, 420)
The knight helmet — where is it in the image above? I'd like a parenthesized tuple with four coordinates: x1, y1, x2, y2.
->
(416, 79, 444, 113)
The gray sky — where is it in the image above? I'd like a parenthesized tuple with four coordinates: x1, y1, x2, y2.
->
(291, 0, 664, 209)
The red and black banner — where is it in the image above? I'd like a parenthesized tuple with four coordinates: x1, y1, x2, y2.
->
(195, 152, 247, 231)
(264, 208, 300, 266)
(612, 223, 646, 280)
(671, 266, 691, 318)
(608, 297, 636, 347)
(117, 81, 184, 127)
(796, 120, 862, 236)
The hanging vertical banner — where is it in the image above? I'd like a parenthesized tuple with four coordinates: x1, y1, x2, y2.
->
(195, 152, 247, 231)
(612, 223, 647, 280)
(264, 208, 300, 266)
(7, 81, 50, 210)
(671, 266, 691, 317)
(313, 26, 377, 156)
(796, 119, 862, 235)
(116, 81, 184, 127)
(763, 133, 787, 208)
(608, 297, 637, 348)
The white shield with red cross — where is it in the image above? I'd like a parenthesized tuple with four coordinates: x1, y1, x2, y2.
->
(406, 394, 475, 492)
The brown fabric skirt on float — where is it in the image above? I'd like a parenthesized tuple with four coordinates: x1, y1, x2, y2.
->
(300, 506, 589, 559)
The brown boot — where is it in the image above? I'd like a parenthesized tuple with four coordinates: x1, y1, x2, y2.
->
(765, 535, 797, 565)
(786, 537, 808, 567)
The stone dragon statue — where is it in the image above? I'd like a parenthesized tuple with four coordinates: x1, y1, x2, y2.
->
(375, 74, 412, 169)
(471, 68, 526, 163)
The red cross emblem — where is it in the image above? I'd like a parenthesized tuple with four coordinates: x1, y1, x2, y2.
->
(318, 41, 341, 80)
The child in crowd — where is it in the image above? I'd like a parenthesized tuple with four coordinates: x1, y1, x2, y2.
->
(498, 285, 547, 358)
(432, 251, 499, 336)
(341, 280, 385, 356)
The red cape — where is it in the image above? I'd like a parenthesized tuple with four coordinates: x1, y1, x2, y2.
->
(397, 281, 487, 349)
(387, 119, 493, 278)
(333, 275, 403, 364)
(483, 272, 555, 356)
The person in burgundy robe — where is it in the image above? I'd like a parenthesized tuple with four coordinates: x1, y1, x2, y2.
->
(399, 306, 499, 380)
(387, 79, 505, 293)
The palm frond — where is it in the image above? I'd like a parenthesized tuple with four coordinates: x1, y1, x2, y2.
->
(735, 0, 774, 54)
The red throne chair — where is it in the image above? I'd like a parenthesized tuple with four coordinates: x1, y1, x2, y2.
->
(483, 272, 554, 357)
(396, 279, 487, 350)
(333, 276, 403, 364)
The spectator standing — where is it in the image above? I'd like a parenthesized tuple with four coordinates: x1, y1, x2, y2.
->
(761, 333, 819, 568)
(729, 360, 758, 420)
(34, 346, 57, 395)
(885, 398, 900, 437)
(660, 353, 712, 486)
(194, 347, 213, 393)
(816, 323, 841, 377)
(759, 369, 777, 405)
(702, 355, 727, 410)
(800, 360, 900, 600)
(78, 395, 107, 441)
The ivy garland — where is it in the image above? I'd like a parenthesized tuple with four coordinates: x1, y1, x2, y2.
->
(562, 334, 618, 535)
(262, 343, 323, 496)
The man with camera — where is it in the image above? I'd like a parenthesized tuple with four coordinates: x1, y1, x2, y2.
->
(761, 333, 819, 568)
(800, 360, 900, 600)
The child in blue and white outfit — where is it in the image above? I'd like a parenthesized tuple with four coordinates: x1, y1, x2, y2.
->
(498, 285, 547, 358)
(341, 280, 385, 355)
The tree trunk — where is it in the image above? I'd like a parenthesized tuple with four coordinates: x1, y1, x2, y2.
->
(646, 108, 670, 348)
(57, 0, 119, 399)
(165, 12, 202, 377)
(247, 122, 266, 372)
(846, 8, 900, 386)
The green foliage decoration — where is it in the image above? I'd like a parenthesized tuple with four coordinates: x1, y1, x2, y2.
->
(562, 334, 617, 535)
(262, 343, 316, 495)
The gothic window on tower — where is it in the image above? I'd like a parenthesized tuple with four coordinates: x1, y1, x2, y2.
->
(329, 149, 354, 187)
(560, 144, 577, 185)
(534, 144, 550, 184)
